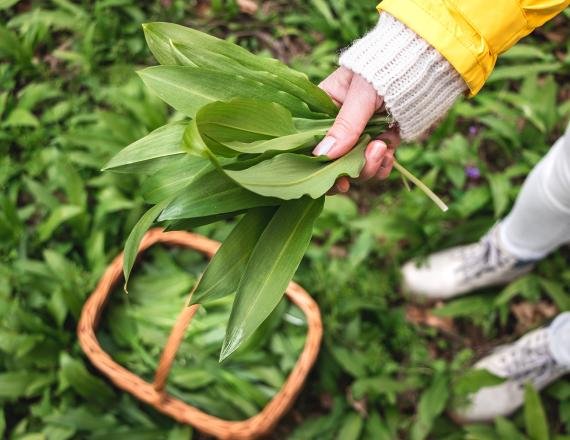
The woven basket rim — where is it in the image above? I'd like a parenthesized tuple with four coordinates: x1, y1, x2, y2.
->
(77, 228, 322, 439)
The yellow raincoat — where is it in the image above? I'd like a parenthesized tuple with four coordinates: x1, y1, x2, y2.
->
(377, 0, 569, 95)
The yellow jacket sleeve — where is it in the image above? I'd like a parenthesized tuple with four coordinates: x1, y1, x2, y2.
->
(377, 0, 569, 96)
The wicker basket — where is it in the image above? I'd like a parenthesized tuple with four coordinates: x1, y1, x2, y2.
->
(78, 228, 323, 439)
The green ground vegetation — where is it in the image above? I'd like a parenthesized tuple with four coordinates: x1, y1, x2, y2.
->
(1, 1, 569, 438)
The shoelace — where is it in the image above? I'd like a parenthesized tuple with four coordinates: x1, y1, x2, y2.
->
(457, 230, 513, 281)
(512, 360, 567, 390)
(496, 330, 564, 384)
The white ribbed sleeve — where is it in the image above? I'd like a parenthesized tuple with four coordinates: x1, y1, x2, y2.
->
(339, 13, 467, 141)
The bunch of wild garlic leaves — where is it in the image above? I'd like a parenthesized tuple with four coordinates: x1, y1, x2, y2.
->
(104, 23, 440, 361)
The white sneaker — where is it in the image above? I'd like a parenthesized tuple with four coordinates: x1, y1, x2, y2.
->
(401, 225, 535, 301)
(451, 327, 570, 423)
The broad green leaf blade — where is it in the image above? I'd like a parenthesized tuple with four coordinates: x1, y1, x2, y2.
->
(123, 199, 170, 291)
(163, 211, 244, 231)
(524, 384, 549, 440)
(220, 196, 324, 361)
(143, 23, 182, 65)
(225, 129, 326, 155)
(337, 413, 364, 440)
(190, 207, 276, 305)
(0, 0, 21, 11)
(192, 99, 300, 157)
(103, 122, 186, 174)
(225, 135, 370, 199)
(433, 294, 495, 317)
(197, 99, 296, 141)
(143, 22, 336, 115)
(142, 155, 213, 203)
(59, 353, 115, 405)
(488, 173, 511, 218)
(143, 22, 307, 83)
(158, 170, 278, 221)
(453, 368, 506, 397)
(182, 118, 214, 158)
(170, 42, 336, 116)
(291, 114, 388, 134)
(495, 417, 528, 440)
(138, 65, 318, 119)
(538, 278, 570, 312)
(411, 373, 450, 440)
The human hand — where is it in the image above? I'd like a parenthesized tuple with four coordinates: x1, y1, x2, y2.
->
(314, 67, 401, 194)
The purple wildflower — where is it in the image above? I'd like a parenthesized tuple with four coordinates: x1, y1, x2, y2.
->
(465, 165, 481, 180)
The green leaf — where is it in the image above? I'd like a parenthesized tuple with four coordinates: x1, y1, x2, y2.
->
(502, 44, 554, 61)
(190, 207, 276, 305)
(18, 82, 61, 111)
(225, 135, 369, 199)
(123, 199, 170, 290)
(495, 417, 528, 440)
(143, 22, 336, 115)
(194, 102, 327, 164)
(433, 294, 495, 318)
(464, 424, 501, 440)
(163, 211, 244, 231)
(2, 108, 39, 127)
(488, 173, 511, 218)
(138, 65, 318, 119)
(352, 376, 417, 399)
(365, 412, 392, 440)
(220, 196, 324, 361)
(336, 413, 363, 440)
(37, 205, 83, 242)
(197, 99, 297, 142)
(0, 0, 21, 10)
(0, 371, 54, 399)
(495, 275, 540, 306)
(539, 279, 570, 312)
(168, 40, 336, 117)
(453, 368, 506, 397)
(60, 353, 115, 406)
(158, 170, 278, 221)
(453, 186, 491, 218)
(0, 25, 30, 64)
(103, 122, 186, 174)
(182, 118, 213, 158)
(225, 129, 326, 155)
(411, 374, 450, 440)
(143, 22, 305, 81)
(488, 62, 563, 83)
(141, 155, 213, 203)
(44, 407, 118, 432)
(0, 91, 7, 120)
(524, 384, 549, 440)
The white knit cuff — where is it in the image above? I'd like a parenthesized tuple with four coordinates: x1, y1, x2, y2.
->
(339, 13, 467, 141)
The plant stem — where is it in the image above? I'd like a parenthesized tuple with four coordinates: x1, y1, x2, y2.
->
(393, 161, 448, 212)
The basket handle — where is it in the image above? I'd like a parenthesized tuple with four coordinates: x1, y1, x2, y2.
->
(153, 304, 201, 393)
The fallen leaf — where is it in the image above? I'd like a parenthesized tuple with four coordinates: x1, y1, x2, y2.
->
(237, 0, 258, 14)
(511, 301, 558, 332)
(406, 304, 456, 334)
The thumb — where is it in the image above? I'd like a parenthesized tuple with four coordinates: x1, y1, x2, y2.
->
(313, 74, 382, 160)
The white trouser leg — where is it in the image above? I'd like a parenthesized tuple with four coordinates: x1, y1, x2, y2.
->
(549, 312, 570, 367)
(500, 123, 570, 260)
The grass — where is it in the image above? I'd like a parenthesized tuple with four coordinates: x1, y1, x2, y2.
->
(1, 0, 569, 438)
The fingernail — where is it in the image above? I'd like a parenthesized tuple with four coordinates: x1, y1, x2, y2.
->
(313, 136, 336, 156)
(368, 141, 386, 163)
(338, 179, 350, 193)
